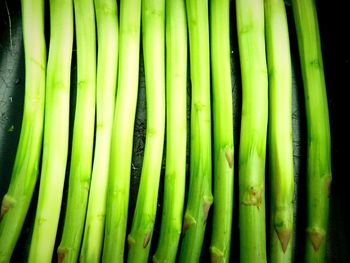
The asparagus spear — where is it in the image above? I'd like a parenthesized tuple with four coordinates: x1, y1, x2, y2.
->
(0, 0, 46, 261)
(57, 0, 96, 262)
(102, 0, 141, 261)
(236, 0, 268, 262)
(292, 0, 332, 262)
(28, 0, 73, 261)
(79, 0, 118, 261)
(179, 0, 213, 262)
(209, 0, 234, 262)
(152, 0, 187, 262)
(127, 0, 165, 261)
(265, 0, 294, 262)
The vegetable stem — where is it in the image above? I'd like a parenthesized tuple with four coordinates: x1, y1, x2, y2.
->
(152, 0, 187, 262)
(0, 0, 46, 262)
(265, 0, 294, 262)
(79, 0, 118, 261)
(209, 0, 234, 262)
(57, 0, 96, 262)
(28, 0, 74, 261)
(102, 0, 141, 262)
(292, 0, 332, 262)
(236, 0, 268, 262)
(179, 0, 213, 262)
(127, 0, 166, 261)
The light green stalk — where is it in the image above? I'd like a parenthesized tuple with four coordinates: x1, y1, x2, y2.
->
(102, 0, 141, 261)
(179, 0, 213, 262)
(209, 0, 234, 262)
(152, 0, 187, 262)
(127, 0, 165, 261)
(57, 0, 96, 262)
(265, 0, 294, 262)
(236, 0, 268, 262)
(0, 0, 46, 262)
(27, 0, 73, 262)
(79, 0, 118, 262)
(292, 0, 332, 262)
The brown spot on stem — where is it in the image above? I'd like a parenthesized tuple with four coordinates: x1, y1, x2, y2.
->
(143, 232, 151, 248)
(210, 246, 224, 263)
(225, 148, 234, 168)
(127, 235, 135, 250)
(275, 228, 291, 253)
(57, 248, 68, 263)
(1, 195, 15, 218)
(242, 187, 262, 208)
(307, 228, 325, 251)
(203, 198, 213, 223)
(182, 213, 196, 234)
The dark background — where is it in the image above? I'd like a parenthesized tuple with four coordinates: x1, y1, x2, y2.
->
(0, 0, 349, 262)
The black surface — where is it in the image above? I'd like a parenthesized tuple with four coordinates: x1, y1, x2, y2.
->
(0, 0, 349, 262)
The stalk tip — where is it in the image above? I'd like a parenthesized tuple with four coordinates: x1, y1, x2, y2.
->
(307, 227, 325, 251)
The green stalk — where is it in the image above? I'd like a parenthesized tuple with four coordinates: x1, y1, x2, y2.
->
(79, 0, 118, 261)
(0, 0, 46, 261)
(28, 0, 73, 261)
(209, 0, 234, 262)
(152, 0, 187, 262)
(179, 0, 213, 262)
(57, 0, 96, 262)
(292, 0, 332, 262)
(236, 0, 268, 262)
(102, 0, 141, 261)
(265, 0, 294, 262)
(127, 0, 165, 261)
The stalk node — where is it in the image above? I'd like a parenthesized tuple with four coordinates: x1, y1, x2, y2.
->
(182, 213, 196, 234)
(275, 227, 291, 253)
(57, 247, 69, 263)
(203, 197, 213, 222)
(242, 186, 263, 208)
(143, 232, 152, 248)
(209, 246, 224, 263)
(127, 235, 136, 249)
(307, 227, 326, 251)
(225, 147, 234, 169)
(0, 195, 15, 218)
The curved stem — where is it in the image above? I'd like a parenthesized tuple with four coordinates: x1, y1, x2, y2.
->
(265, 0, 294, 262)
(57, 0, 96, 262)
(102, 0, 141, 262)
(28, 0, 74, 261)
(0, 0, 46, 262)
(292, 0, 332, 262)
(179, 0, 213, 262)
(127, 0, 166, 261)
